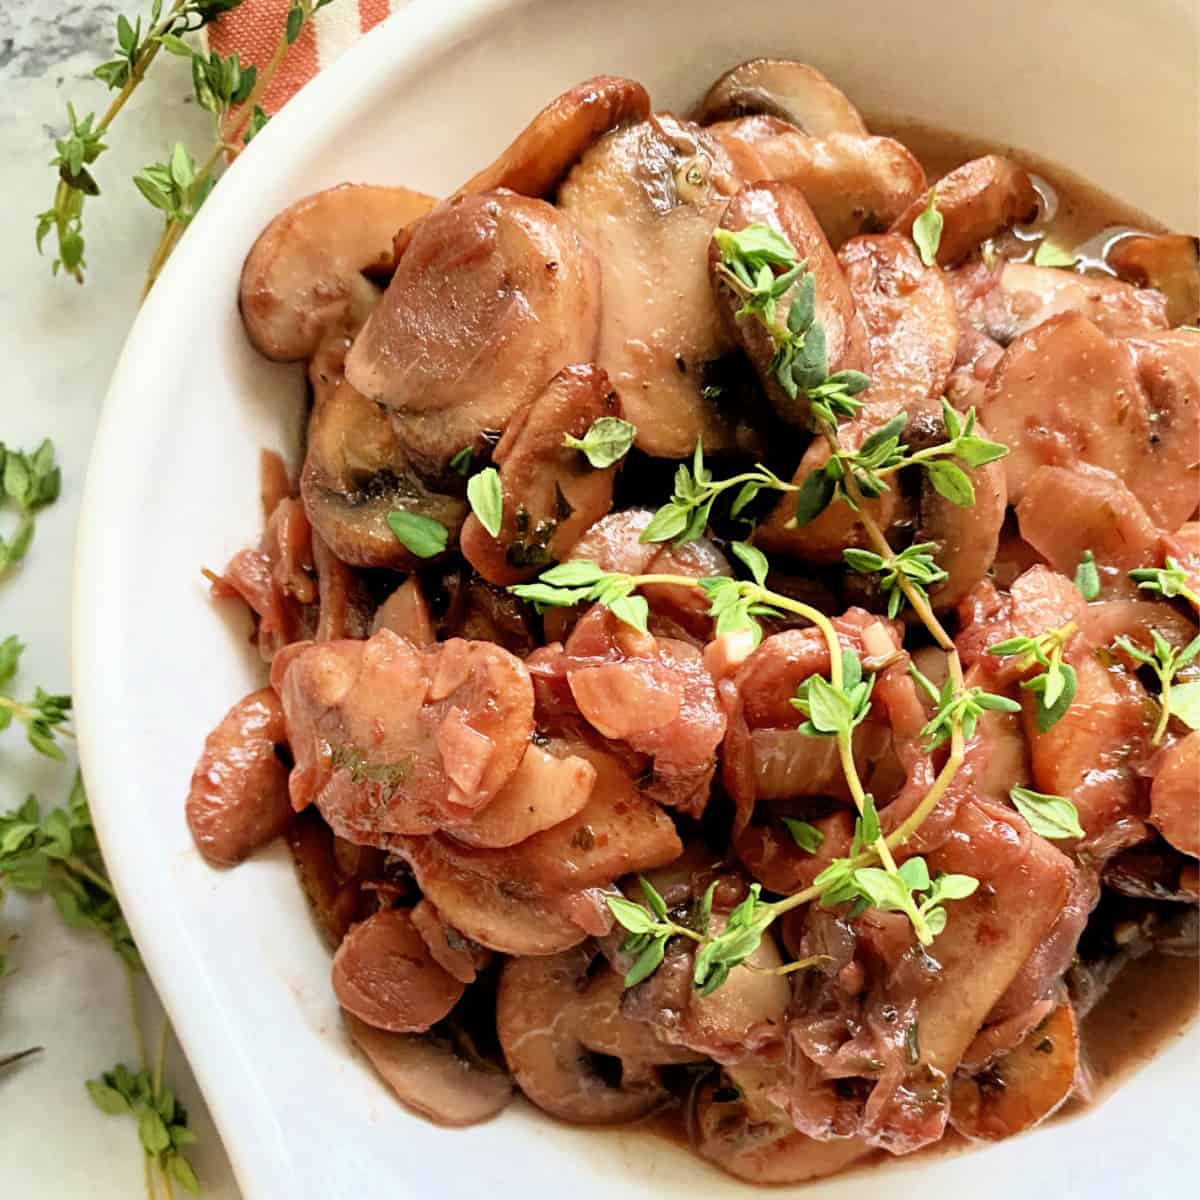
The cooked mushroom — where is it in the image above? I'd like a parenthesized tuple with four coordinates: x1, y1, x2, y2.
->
(980, 313, 1200, 530)
(497, 945, 699, 1124)
(300, 341, 467, 569)
(892, 157, 1038, 267)
(286, 811, 380, 948)
(240, 184, 434, 361)
(1150, 732, 1200, 857)
(909, 408, 1008, 609)
(459, 75, 650, 197)
(345, 1013, 513, 1127)
(838, 233, 960, 409)
(712, 179, 869, 425)
(950, 1003, 1079, 1141)
(409, 899, 493, 985)
(371, 576, 436, 644)
(557, 114, 755, 458)
(697, 58, 868, 137)
(1108, 233, 1200, 326)
(332, 907, 466, 1033)
(186, 688, 292, 867)
(460, 364, 622, 585)
(346, 190, 601, 475)
(275, 630, 535, 839)
(711, 119, 926, 248)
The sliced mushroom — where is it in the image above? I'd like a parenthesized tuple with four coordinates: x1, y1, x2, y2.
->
(557, 115, 755, 458)
(892, 157, 1038, 267)
(371, 576, 436, 644)
(1150, 732, 1200, 857)
(711, 119, 926, 248)
(345, 1013, 513, 1127)
(995, 261, 1169, 339)
(395, 832, 590, 955)
(1016, 463, 1159, 581)
(437, 574, 537, 656)
(1108, 233, 1200, 326)
(459, 75, 650, 197)
(301, 352, 467, 569)
(712, 179, 869, 425)
(838, 233, 959, 409)
(697, 58, 868, 137)
(692, 1068, 873, 1184)
(460, 364, 621, 585)
(409, 899, 492, 984)
(276, 629, 535, 839)
(446, 737, 597, 850)
(186, 687, 292, 867)
(910, 408, 1008, 609)
(286, 811, 374, 948)
(497, 945, 698, 1124)
(950, 1003, 1079, 1141)
(332, 907, 465, 1033)
(240, 184, 434, 361)
(980, 312, 1200, 530)
(346, 190, 601, 475)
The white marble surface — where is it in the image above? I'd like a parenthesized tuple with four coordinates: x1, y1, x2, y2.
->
(1, 1, 237, 1194)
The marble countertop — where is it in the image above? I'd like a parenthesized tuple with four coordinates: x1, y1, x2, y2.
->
(2, 1, 238, 1194)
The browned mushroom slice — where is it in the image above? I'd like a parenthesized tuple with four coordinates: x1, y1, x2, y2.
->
(950, 1004, 1079, 1141)
(892, 157, 1038, 267)
(240, 184, 435, 361)
(1108, 233, 1200, 326)
(697, 58, 868, 137)
(186, 688, 292, 867)
(1151, 732, 1200, 857)
(712, 179, 869, 426)
(276, 630, 535, 839)
(1016, 463, 1159, 580)
(346, 191, 601, 475)
(371, 576, 436, 644)
(409, 899, 493, 984)
(907, 408, 1008, 609)
(459, 75, 650, 197)
(996, 261, 1169, 339)
(345, 1014, 513, 1127)
(692, 1068, 872, 1183)
(712, 119, 926, 248)
(838, 233, 959, 408)
(395, 834, 590, 955)
(300, 371, 467, 570)
(557, 115, 754, 458)
(460, 364, 622, 585)
(447, 736, 597, 849)
(286, 811, 370, 948)
(437, 574, 537, 656)
(332, 907, 465, 1033)
(980, 313, 1200, 529)
(497, 946, 700, 1124)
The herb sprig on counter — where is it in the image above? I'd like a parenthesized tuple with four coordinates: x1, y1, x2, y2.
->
(0, 440, 61, 579)
(0, 636, 73, 759)
(37, 0, 339, 293)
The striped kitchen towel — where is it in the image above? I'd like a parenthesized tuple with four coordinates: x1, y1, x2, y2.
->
(208, 0, 408, 123)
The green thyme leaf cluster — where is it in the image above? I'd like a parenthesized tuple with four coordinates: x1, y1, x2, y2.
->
(1114, 628, 1200, 744)
(0, 636, 73, 759)
(87, 1063, 200, 1193)
(1129, 557, 1198, 606)
(987, 623, 1079, 732)
(0, 440, 61, 576)
(562, 416, 637, 469)
(909, 662, 1020, 749)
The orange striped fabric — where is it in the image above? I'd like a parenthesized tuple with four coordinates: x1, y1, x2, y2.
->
(208, 0, 404, 122)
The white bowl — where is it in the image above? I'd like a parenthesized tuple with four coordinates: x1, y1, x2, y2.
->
(74, 1, 1198, 1195)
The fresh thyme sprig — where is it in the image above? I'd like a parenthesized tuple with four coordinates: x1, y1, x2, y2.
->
(0, 440, 61, 579)
(908, 662, 1020, 749)
(797, 400, 1007, 527)
(986, 623, 1078, 732)
(1129, 558, 1199, 608)
(0, 636, 74, 759)
(1114, 629, 1200, 744)
(37, 0, 337, 293)
(562, 417, 637, 469)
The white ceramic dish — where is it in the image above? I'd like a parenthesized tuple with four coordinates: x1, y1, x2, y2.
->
(74, 1, 1199, 1195)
